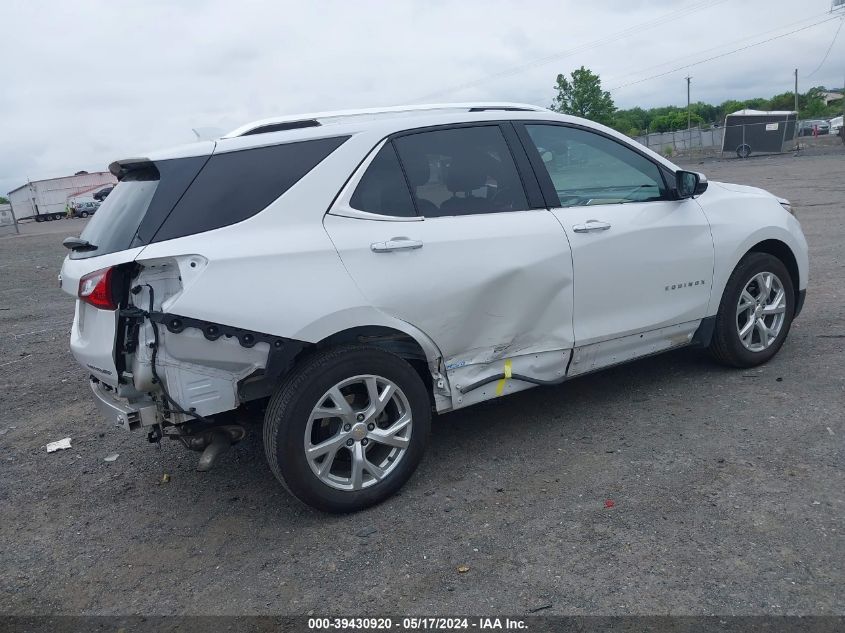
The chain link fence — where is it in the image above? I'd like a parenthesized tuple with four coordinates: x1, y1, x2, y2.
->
(633, 118, 800, 158)
(634, 126, 723, 154)
(0, 204, 19, 236)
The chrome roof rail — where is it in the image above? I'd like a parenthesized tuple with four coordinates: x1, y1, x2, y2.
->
(223, 102, 547, 138)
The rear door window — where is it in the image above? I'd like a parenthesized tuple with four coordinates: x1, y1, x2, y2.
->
(392, 125, 529, 217)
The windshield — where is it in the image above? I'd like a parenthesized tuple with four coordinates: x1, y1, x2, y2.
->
(72, 169, 159, 259)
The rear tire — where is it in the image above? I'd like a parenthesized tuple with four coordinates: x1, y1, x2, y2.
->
(263, 345, 431, 513)
(709, 252, 795, 368)
(736, 144, 751, 159)
(80, 211, 89, 218)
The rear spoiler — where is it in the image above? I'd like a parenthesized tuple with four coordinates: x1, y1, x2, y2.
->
(108, 158, 155, 180)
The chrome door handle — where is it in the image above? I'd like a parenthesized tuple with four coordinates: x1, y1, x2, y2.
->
(572, 220, 611, 233)
(370, 238, 424, 253)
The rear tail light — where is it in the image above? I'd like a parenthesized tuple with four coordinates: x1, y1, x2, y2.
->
(78, 267, 117, 310)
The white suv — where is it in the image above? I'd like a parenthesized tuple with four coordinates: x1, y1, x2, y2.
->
(60, 103, 808, 512)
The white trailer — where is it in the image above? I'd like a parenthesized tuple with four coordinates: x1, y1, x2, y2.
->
(7, 172, 116, 222)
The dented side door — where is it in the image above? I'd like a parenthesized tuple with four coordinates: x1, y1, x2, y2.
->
(325, 209, 575, 363)
(324, 123, 575, 408)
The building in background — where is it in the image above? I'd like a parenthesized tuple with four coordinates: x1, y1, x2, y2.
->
(7, 171, 116, 222)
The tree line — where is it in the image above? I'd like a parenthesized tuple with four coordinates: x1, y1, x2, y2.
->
(551, 66, 843, 136)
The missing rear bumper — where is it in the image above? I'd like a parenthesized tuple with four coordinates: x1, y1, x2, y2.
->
(90, 379, 158, 431)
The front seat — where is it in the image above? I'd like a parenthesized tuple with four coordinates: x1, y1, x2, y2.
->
(439, 153, 491, 215)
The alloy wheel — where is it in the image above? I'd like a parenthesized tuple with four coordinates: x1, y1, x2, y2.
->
(304, 374, 412, 491)
(736, 271, 787, 352)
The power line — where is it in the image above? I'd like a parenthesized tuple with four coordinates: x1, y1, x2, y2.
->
(413, 0, 729, 101)
(805, 16, 844, 78)
(608, 15, 842, 92)
(603, 10, 835, 87)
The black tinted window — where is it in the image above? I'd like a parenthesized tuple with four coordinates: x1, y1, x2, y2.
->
(349, 143, 416, 217)
(153, 136, 348, 242)
(72, 156, 210, 259)
(525, 124, 668, 207)
(393, 126, 528, 217)
(73, 169, 159, 259)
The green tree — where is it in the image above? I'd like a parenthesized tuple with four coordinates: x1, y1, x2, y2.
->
(611, 106, 651, 135)
(650, 111, 703, 132)
(800, 86, 830, 118)
(550, 66, 615, 125)
(690, 101, 719, 123)
(718, 99, 747, 119)
(744, 97, 771, 110)
(769, 91, 797, 111)
(0, 196, 8, 204)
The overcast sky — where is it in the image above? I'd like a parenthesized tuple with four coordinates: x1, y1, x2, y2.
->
(1, 0, 843, 196)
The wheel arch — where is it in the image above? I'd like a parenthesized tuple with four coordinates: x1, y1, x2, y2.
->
(314, 325, 435, 393)
(747, 238, 800, 305)
(709, 226, 807, 318)
(291, 317, 450, 410)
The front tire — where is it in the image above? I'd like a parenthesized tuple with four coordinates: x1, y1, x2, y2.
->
(709, 252, 795, 367)
(263, 346, 431, 513)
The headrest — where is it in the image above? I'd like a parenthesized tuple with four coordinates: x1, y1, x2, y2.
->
(445, 154, 489, 193)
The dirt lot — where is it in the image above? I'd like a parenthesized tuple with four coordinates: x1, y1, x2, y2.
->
(1, 152, 842, 616)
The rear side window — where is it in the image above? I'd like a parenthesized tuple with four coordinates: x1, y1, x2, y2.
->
(153, 136, 348, 242)
(393, 125, 529, 217)
(72, 136, 348, 258)
(349, 143, 416, 217)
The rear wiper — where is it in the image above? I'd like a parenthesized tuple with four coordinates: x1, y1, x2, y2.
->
(62, 237, 97, 251)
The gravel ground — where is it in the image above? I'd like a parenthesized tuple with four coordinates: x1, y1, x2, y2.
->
(0, 152, 842, 616)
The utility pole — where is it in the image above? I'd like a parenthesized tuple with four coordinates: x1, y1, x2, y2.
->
(686, 76, 692, 130)
(794, 68, 799, 113)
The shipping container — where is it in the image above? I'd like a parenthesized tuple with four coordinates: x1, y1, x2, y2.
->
(7, 172, 116, 222)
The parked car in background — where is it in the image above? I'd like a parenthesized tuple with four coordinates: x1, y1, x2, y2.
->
(93, 185, 114, 201)
(60, 103, 809, 512)
(829, 115, 843, 136)
(72, 201, 100, 218)
(797, 120, 830, 136)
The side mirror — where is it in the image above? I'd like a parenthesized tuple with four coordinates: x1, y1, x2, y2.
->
(676, 170, 708, 199)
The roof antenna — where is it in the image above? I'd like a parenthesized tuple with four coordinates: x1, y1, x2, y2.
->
(191, 127, 224, 142)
